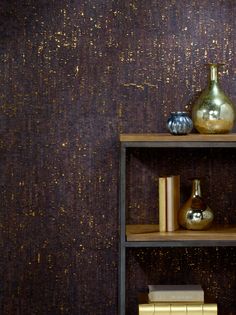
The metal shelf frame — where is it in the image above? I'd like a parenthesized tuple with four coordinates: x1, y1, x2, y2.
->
(118, 134, 236, 315)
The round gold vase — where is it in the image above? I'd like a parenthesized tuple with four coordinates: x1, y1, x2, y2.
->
(178, 178, 214, 230)
(192, 64, 236, 134)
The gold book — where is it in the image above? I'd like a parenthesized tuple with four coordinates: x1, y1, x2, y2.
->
(186, 304, 203, 315)
(155, 304, 171, 315)
(203, 304, 217, 315)
(159, 177, 167, 232)
(166, 175, 180, 232)
(139, 304, 154, 315)
(170, 304, 187, 314)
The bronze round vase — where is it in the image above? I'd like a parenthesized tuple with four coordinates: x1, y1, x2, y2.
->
(178, 178, 214, 230)
(192, 64, 236, 134)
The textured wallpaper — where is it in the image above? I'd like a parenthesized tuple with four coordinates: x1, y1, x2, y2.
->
(1, 1, 236, 314)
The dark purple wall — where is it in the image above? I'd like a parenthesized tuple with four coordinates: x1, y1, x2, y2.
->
(1, 1, 236, 314)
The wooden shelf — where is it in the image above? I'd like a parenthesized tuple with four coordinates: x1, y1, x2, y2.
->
(120, 133, 236, 142)
(126, 224, 236, 242)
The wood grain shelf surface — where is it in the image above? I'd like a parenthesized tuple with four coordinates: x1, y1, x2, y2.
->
(120, 133, 236, 142)
(126, 224, 236, 241)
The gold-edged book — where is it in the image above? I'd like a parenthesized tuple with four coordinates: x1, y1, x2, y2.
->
(139, 303, 217, 315)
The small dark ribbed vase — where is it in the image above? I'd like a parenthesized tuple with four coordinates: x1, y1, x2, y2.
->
(167, 111, 193, 135)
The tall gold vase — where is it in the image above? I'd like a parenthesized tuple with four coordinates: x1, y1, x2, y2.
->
(192, 64, 236, 134)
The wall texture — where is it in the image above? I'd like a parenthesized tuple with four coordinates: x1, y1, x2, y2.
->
(1, 1, 236, 314)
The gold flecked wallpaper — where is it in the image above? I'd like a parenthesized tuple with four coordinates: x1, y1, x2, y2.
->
(1, 1, 236, 315)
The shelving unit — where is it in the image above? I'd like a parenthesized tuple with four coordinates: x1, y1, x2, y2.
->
(119, 133, 236, 315)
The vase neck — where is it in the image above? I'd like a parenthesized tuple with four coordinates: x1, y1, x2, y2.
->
(191, 179, 202, 197)
(209, 64, 218, 83)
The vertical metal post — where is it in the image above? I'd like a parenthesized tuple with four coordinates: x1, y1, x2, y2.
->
(119, 144, 126, 315)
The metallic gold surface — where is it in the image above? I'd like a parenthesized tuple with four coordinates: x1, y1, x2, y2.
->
(192, 64, 236, 134)
(178, 179, 214, 230)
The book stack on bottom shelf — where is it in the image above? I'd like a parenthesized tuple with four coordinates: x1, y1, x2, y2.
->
(139, 285, 217, 315)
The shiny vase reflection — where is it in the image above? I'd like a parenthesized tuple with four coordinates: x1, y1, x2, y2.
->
(167, 111, 193, 135)
(192, 63, 236, 134)
(178, 178, 214, 230)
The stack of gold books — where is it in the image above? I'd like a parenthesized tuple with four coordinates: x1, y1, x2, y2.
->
(139, 285, 217, 315)
(139, 303, 217, 315)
